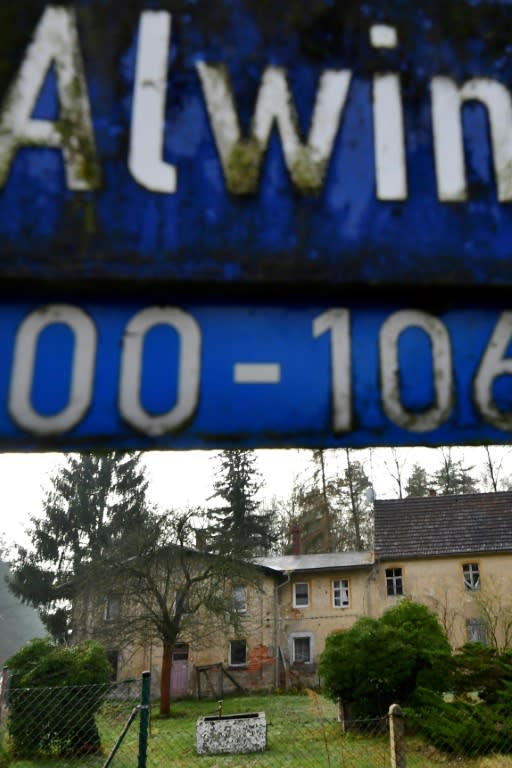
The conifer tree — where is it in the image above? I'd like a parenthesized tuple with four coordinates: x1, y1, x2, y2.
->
(208, 449, 275, 555)
(405, 463, 430, 497)
(430, 448, 478, 495)
(8, 452, 152, 641)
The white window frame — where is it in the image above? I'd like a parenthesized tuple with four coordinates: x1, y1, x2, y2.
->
(463, 563, 481, 591)
(385, 567, 403, 596)
(293, 581, 310, 608)
(229, 639, 247, 667)
(289, 632, 314, 664)
(232, 585, 247, 613)
(332, 579, 350, 608)
(467, 618, 487, 645)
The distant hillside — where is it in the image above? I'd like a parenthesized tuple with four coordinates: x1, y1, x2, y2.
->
(0, 561, 45, 666)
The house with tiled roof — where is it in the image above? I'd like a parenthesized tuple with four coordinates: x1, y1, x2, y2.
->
(71, 491, 512, 698)
(72, 547, 376, 696)
(373, 491, 512, 648)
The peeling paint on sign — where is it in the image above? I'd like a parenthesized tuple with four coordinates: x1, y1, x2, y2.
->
(0, 1, 512, 287)
(0, 299, 510, 450)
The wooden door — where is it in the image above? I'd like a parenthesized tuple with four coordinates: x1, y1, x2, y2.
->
(170, 644, 189, 698)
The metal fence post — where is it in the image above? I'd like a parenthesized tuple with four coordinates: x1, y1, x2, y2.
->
(389, 703, 406, 768)
(0, 666, 9, 724)
(138, 671, 151, 768)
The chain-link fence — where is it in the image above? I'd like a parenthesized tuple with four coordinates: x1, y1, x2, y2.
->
(146, 689, 391, 768)
(4, 671, 512, 767)
(405, 709, 512, 766)
(0, 674, 141, 768)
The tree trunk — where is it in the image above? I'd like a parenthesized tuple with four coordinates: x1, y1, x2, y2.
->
(317, 450, 331, 551)
(345, 449, 362, 549)
(484, 445, 499, 492)
(160, 641, 174, 717)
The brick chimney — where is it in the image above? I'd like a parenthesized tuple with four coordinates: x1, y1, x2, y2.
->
(290, 522, 302, 555)
(428, 488, 437, 496)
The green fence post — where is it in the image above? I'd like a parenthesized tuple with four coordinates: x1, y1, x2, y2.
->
(138, 671, 151, 768)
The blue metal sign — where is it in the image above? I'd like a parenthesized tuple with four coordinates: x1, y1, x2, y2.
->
(2, 3, 512, 449)
(0, 299, 511, 449)
(0, 1, 512, 288)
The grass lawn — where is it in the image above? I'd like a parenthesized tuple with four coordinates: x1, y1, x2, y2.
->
(3, 692, 512, 768)
(147, 692, 389, 768)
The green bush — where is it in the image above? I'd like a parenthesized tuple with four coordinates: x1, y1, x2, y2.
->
(408, 645, 512, 758)
(0, 733, 9, 768)
(6, 638, 112, 757)
(409, 687, 512, 756)
(319, 600, 451, 718)
(450, 643, 512, 705)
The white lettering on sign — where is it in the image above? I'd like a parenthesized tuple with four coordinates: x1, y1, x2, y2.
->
(197, 62, 352, 195)
(474, 311, 512, 430)
(234, 363, 281, 383)
(431, 77, 512, 202)
(379, 311, 453, 432)
(373, 74, 407, 200)
(128, 11, 177, 193)
(8, 304, 96, 435)
(119, 307, 201, 436)
(0, 6, 100, 190)
(370, 27, 407, 200)
(313, 309, 352, 433)
(6, 304, 512, 438)
(0, 9, 511, 201)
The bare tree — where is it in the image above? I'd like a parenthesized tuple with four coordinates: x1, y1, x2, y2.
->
(79, 509, 259, 717)
(424, 581, 462, 641)
(471, 577, 512, 652)
(312, 449, 334, 552)
(384, 448, 407, 499)
(334, 449, 372, 549)
(481, 445, 512, 492)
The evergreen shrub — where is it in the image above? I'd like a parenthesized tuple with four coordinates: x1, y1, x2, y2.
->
(319, 600, 451, 719)
(6, 638, 112, 757)
(409, 688, 512, 756)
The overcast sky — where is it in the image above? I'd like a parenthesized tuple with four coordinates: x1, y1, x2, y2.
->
(1, 445, 509, 552)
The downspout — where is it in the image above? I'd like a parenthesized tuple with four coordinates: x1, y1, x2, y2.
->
(366, 553, 377, 619)
(274, 571, 292, 689)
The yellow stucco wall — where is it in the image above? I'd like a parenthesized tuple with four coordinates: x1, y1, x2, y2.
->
(277, 569, 373, 669)
(371, 553, 512, 649)
(73, 551, 512, 695)
(85, 577, 279, 695)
